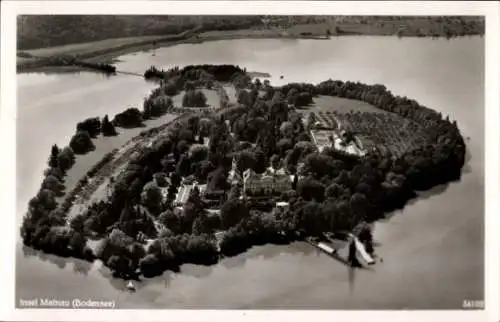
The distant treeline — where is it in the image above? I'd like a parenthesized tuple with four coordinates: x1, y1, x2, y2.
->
(18, 15, 484, 52)
(261, 15, 484, 38)
(144, 64, 246, 82)
(20, 55, 117, 74)
(17, 15, 265, 50)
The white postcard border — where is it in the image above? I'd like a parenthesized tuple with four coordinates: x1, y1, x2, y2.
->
(1, 1, 498, 322)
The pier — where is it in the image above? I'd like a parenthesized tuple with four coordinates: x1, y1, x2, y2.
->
(305, 221, 375, 267)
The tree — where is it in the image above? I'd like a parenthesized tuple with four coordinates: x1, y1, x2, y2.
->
(128, 178, 144, 202)
(163, 81, 179, 96)
(139, 254, 162, 277)
(221, 199, 249, 229)
(153, 172, 169, 187)
(349, 192, 368, 224)
(254, 78, 262, 89)
(128, 243, 146, 266)
(84, 216, 101, 234)
(37, 189, 57, 210)
(41, 175, 64, 194)
(69, 230, 86, 255)
(76, 117, 101, 138)
(189, 144, 209, 163)
(144, 95, 173, 118)
(112, 108, 143, 128)
(170, 171, 182, 188)
(199, 118, 215, 138)
(158, 209, 182, 234)
(107, 255, 130, 276)
(270, 154, 281, 170)
(279, 121, 294, 137)
(207, 167, 228, 192)
(294, 92, 313, 107)
(57, 146, 75, 171)
(182, 90, 207, 107)
(292, 174, 298, 190)
(69, 131, 95, 154)
(297, 177, 325, 202)
(48, 144, 60, 168)
(176, 154, 192, 177)
(304, 153, 334, 177)
(325, 183, 345, 199)
(101, 115, 117, 136)
(184, 81, 196, 91)
(237, 89, 253, 107)
(141, 181, 163, 215)
(286, 88, 298, 104)
(70, 214, 86, 232)
(253, 149, 267, 173)
(44, 167, 64, 181)
(277, 138, 293, 156)
(236, 150, 256, 173)
(358, 227, 375, 255)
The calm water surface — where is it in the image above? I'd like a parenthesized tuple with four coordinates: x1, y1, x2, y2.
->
(16, 36, 484, 309)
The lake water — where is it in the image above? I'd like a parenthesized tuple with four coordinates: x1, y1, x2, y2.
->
(16, 36, 484, 309)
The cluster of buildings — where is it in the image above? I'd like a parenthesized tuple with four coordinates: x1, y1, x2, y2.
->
(305, 112, 376, 157)
(242, 167, 294, 196)
(310, 129, 367, 156)
(226, 155, 295, 197)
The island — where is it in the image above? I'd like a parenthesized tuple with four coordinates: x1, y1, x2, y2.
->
(20, 64, 466, 281)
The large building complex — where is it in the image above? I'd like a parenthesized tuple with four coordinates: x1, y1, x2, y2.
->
(243, 167, 292, 195)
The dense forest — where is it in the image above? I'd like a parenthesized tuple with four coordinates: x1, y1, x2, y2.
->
(20, 64, 466, 279)
(17, 15, 265, 49)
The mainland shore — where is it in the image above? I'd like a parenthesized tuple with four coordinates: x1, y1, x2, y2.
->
(17, 19, 484, 74)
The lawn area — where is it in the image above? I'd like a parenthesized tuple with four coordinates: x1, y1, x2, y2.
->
(202, 89, 221, 109)
(223, 85, 238, 106)
(172, 91, 185, 107)
(308, 95, 387, 114)
(22, 35, 170, 58)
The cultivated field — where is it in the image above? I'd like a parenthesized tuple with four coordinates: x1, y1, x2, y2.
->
(301, 95, 426, 157)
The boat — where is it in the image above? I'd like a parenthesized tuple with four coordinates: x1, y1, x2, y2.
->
(353, 236, 375, 265)
(126, 281, 136, 292)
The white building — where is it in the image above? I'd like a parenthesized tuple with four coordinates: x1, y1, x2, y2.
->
(243, 167, 292, 195)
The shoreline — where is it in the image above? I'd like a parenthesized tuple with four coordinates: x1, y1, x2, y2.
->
(17, 27, 484, 74)
(20, 66, 467, 281)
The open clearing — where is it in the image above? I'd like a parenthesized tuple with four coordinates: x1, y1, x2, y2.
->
(223, 85, 238, 106)
(309, 95, 386, 114)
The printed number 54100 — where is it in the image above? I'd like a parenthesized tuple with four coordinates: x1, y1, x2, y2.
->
(462, 300, 484, 309)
